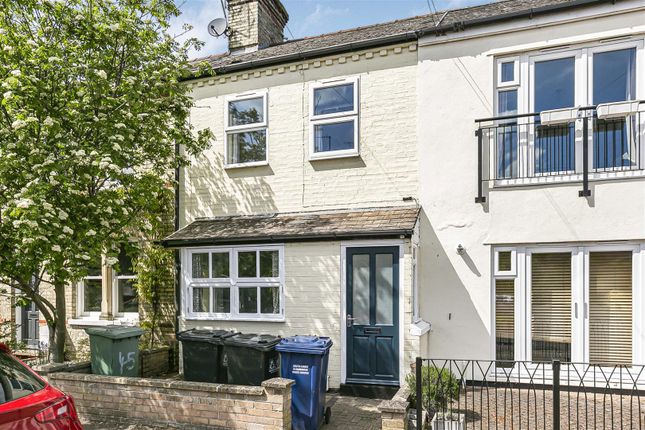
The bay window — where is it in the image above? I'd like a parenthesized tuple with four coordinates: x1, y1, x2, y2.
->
(225, 92, 268, 167)
(184, 245, 284, 321)
(493, 245, 641, 365)
(310, 77, 359, 160)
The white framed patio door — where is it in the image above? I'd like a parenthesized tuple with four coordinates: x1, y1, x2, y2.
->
(507, 244, 643, 365)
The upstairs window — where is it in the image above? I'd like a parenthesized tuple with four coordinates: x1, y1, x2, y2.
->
(225, 92, 268, 167)
(310, 77, 359, 160)
(185, 245, 284, 321)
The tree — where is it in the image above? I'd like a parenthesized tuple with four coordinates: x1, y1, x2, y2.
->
(0, 0, 211, 362)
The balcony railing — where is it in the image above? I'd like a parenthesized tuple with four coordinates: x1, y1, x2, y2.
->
(475, 102, 645, 203)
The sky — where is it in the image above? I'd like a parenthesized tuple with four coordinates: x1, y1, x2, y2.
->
(171, 0, 488, 59)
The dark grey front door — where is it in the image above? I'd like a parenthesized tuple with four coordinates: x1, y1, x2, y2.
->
(346, 246, 399, 385)
(21, 301, 39, 349)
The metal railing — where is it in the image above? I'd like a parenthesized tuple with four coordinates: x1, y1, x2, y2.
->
(414, 358, 645, 429)
(475, 104, 645, 203)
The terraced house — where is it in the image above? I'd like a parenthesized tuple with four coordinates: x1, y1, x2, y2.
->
(162, 0, 645, 393)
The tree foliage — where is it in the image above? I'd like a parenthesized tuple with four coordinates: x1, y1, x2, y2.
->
(0, 0, 211, 361)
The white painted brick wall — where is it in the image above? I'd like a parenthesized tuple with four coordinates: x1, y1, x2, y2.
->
(181, 49, 419, 225)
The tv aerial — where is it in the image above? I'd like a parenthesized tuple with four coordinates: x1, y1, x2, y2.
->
(208, 17, 228, 37)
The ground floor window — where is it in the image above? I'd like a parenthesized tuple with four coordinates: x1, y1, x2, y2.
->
(494, 245, 640, 365)
(183, 245, 284, 321)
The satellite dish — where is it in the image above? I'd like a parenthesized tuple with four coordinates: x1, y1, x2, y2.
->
(208, 18, 228, 37)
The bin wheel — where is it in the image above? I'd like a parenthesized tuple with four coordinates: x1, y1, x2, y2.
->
(324, 407, 331, 424)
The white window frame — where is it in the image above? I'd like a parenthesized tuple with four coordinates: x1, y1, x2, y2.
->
(224, 91, 269, 168)
(496, 56, 519, 88)
(309, 76, 359, 160)
(494, 247, 517, 277)
(492, 243, 645, 366)
(492, 38, 645, 186)
(77, 275, 102, 319)
(182, 245, 285, 322)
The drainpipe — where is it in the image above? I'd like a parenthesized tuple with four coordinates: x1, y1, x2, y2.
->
(173, 143, 181, 346)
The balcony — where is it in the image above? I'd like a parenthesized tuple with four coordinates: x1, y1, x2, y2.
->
(475, 101, 645, 202)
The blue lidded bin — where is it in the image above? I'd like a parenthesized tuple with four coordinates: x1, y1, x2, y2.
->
(276, 336, 333, 430)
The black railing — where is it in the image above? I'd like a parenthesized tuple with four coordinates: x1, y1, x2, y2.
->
(475, 104, 644, 202)
(414, 358, 645, 429)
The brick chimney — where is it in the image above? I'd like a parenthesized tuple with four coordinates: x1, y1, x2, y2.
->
(227, 0, 289, 54)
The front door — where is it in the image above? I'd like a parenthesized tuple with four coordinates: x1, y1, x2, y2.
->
(346, 246, 399, 385)
(21, 301, 39, 349)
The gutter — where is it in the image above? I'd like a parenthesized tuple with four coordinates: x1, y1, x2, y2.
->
(188, 0, 616, 79)
(160, 229, 416, 248)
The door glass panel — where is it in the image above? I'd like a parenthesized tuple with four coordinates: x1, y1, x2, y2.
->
(352, 254, 370, 325)
(534, 57, 575, 112)
(495, 279, 515, 365)
(531, 252, 571, 362)
(375, 254, 393, 325)
(593, 48, 636, 104)
(589, 251, 632, 365)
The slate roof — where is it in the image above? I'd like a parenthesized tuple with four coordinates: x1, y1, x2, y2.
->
(191, 0, 604, 75)
(161, 206, 420, 247)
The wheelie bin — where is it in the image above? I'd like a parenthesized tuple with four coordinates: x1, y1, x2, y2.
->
(178, 329, 237, 383)
(276, 335, 333, 429)
(85, 326, 144, 377)
(223, 333, 281, 385)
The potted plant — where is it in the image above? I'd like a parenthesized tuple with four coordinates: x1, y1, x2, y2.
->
(406, 365, 462, 429)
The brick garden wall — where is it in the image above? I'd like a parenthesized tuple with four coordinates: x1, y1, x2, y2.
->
(48, 372, 294, 430)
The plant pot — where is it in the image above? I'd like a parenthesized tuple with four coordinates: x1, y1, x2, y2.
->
(540, 107, 578, 125)
(430, 412, 465, 430)
(596, 100, 642, 119)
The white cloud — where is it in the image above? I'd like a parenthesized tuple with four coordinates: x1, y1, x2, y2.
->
(169, 0, 228, 59)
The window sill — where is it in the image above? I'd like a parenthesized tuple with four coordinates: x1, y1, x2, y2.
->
(182, 315, 285, 323)
(309, 150, 360, 162)
(68, 317, 139, 328)
(224, 161, 269, 169)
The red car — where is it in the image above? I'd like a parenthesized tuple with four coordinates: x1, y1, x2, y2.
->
(0, 345, 82, 429)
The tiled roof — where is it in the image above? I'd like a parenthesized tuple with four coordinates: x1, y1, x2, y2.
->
(191, 0, 599, 74)
(161, 206, 420, 247)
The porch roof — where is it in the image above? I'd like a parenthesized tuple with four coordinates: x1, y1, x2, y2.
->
(160, 206, 420, 248)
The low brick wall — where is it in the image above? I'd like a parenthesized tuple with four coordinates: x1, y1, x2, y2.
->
(379, 386, 411, 430)
(33, 360, 91, 378)
(140, 346, 170, 377)
(48, 372, 294, 429)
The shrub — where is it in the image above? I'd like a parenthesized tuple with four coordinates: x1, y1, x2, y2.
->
(406, 365, 460, 411)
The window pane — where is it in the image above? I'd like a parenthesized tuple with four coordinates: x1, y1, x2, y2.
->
(531, 252, 571, 362)
(589, 251, 632, 365)
(117, 278, 138, 313)
(534, 57, 575, 112)
(87, 258, 102, 277)
(191, 253, 209, 278)
(314, 121, 354, 153)
(375, 254, 393, 325)
(497, 251, 512, 272)
(228, 97, 264, 126)
(117, 245, 135, 276)
(501, 62, 515, 83)
(593, 48, 636, 104)
(238, 251, 257, 277)
(239, 287, 258, 313)
(352, 254, 370, 325)
(212, 252, 230, 278)
(259, 251, 279, 277)
(260, 287, 280, 314)
(213, 287, 231, 314)
(496, 279, 515, 365)
(84, 279, 102, 312)
(192, 287, 210, 313)
(227, 130, 267, 164)
(313, 83, 354, 116)
(498, 90, 517, 116)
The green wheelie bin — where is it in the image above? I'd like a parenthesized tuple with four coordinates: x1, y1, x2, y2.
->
(85, 326, 144, 377)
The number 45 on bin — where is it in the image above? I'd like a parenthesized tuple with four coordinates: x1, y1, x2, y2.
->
(119, 351, 136, 373)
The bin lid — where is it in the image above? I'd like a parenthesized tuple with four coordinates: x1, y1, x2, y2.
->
(223, 333, 281, 351)
(275, 335, 333, 355)
(84, 326, 145, 340)
(177, 329, 237, 344)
